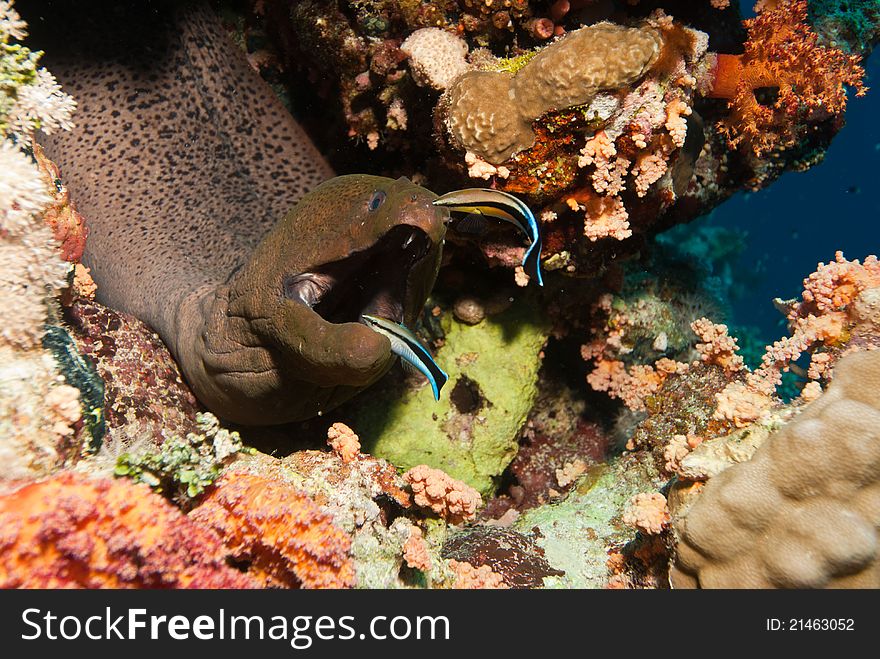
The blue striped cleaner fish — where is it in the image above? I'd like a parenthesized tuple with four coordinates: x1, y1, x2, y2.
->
(361, 314, 449, 400)
(432, 188, 544, 286)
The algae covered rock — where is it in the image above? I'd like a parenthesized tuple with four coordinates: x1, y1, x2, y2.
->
(357, 297, 549, 496)
(512, 450, 664, 588)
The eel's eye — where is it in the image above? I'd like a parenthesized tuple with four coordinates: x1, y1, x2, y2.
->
(368, 190, 386, 212)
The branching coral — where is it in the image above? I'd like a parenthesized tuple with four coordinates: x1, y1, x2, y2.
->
(586, 252, 879, 431)
(714, 251, 880, 427)
(403, 464, 483, 524)
(672, 349, 880, 588)
(0, 472, 257, 588)
(189, 472, 356, 589)
(709, 0, 867, 157)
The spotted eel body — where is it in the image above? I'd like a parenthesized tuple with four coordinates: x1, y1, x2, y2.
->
(34, 1, 448, 424)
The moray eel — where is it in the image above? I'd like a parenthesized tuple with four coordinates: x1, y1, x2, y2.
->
(32, 1, 448, 424)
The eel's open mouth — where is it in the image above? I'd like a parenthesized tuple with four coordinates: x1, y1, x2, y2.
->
(282, 224, 433, 325)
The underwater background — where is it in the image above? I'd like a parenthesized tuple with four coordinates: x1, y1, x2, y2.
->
(712, 2, 879, 339)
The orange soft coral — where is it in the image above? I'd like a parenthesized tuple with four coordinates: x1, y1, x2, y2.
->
(795, 251, 880, 317)
(691, 318, 745, 374)
(189, 472, 356, 589)
(403, 465, 482, 525)
(0, 472, 257, 589)
(326, 422, 361, 464)
(622, 492, 670, 535)
(448, 560, 508, 589)
(714, 253, 879, 426)
(586, 358, 667, 412)
(709, 0, 867, 156)
(402, 525, 432, 572)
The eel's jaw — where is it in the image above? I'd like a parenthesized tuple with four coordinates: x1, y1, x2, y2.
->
(282, 224, 434, 326)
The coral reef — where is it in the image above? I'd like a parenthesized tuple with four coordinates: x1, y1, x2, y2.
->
(671, 350, 880, 588)
(809, 0, 880, 54)
(0, 472, 257, 588)
(267, 1, 870, 289)
(1, 0, 877, 593)
(441, 22, 663, 163)
(189, 471, 356, 588)
(225, 448, 415, 588)
(512, 450, 666, 588)
(482, 379, 613, 516)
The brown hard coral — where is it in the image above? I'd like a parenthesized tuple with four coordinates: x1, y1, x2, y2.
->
(671, 349, 880, 588)
(189, 472, 356, 589)
(0, 472, 257, 588)
(442, 22, 662, 164)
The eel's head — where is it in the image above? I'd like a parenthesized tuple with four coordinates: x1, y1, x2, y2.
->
(213, 174, 448, 422)
(281, 174, 447, 329)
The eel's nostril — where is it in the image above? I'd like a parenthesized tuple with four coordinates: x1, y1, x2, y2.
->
(410, 194, 418, 202)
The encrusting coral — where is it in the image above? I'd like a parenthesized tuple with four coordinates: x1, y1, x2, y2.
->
(0, 471, 257, 588)
(189, 471, 357, 589)
(671, 349, 880, 588)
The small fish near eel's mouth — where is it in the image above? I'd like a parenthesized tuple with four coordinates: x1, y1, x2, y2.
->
(282, 224, 433, 325)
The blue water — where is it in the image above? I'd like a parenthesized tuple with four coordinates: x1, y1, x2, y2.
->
(704, 50, 880, 338)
